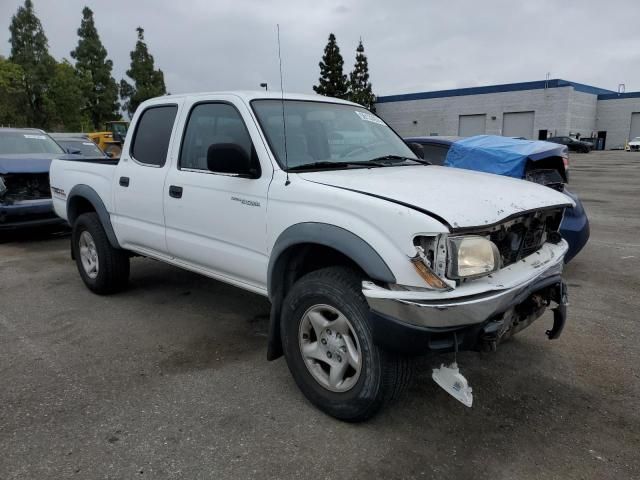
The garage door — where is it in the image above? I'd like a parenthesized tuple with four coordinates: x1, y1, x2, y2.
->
(629, 113, 640, 140)
(502, 111, 535, 139)
(458, 114, 486, 136)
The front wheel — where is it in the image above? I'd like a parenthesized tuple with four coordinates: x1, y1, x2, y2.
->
(72, 213, 130, 294)
(281, 267, 412, 422)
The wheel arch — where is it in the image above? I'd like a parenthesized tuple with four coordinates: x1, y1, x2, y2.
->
(266, 222, 396, 361)
(67, 184, 121, 249)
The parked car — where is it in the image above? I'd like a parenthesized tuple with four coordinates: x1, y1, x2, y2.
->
(50, 92, 573, 421)
(546, 136, 591, 153)
(50, 134, 111, 158)
(405, 135, 589, 262)
(625, 136, 640, 152)
(0, 128, 69, 230)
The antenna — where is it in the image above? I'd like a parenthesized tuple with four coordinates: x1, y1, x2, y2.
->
(277, 24, 290, 186)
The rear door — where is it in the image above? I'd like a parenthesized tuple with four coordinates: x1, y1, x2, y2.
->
(163, 96, 273, 291)
(112, 102, 181, 255)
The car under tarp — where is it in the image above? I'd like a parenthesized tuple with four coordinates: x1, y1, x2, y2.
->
(444, 135, 567, 179)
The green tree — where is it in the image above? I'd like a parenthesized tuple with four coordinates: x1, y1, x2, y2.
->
(347, 40, 376, 111)
(9, 0, 56, 128)
(119, 27, 167, 117)
(0, 57, 27, 127)
(70, 6, 120, 129)
(313, 33, 348, 99)
(47, 60, 88, 132)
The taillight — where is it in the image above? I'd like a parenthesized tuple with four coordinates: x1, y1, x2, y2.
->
(562, 155, 569, 170)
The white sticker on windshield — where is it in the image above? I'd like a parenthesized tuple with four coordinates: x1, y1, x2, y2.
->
(24, 134, 47, 140)
(82, 142, 95, 146)
(355, 110, 385, 125)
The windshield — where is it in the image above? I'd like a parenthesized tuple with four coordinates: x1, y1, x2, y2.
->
(57, 139, 104, 156)
(0, 131, 65, 155)
(251, 100, 416, 169)
(632, 137, 640, 142)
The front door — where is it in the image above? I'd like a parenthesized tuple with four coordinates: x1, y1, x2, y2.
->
(163, 98, 272, 291)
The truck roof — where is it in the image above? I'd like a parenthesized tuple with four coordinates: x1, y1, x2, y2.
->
(140, 91, 360, 107)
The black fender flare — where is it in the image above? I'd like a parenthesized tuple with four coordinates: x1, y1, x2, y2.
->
(67, 184, 121, 249)
(266, 222, 396, 360)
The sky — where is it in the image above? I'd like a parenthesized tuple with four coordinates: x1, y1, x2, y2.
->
(1, 0, 639, 97)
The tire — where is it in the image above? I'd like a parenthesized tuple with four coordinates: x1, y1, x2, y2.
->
(72, 213, 130, 294)
(281, 267, 412, 422)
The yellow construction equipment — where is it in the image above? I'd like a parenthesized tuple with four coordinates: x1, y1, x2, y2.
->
(88, 121, 129, 157)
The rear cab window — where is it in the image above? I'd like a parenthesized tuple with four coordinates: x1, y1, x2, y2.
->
(130, 105, 178, 167)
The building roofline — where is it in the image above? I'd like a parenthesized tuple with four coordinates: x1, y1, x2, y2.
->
(376, 79, 617, 103)
(597, 91, 640, 100)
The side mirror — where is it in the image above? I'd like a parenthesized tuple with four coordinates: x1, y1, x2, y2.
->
(207, 143, 259, 178)
(406, 142, 424, 159)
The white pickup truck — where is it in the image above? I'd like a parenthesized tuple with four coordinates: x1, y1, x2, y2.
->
(50, 91, 572, 421)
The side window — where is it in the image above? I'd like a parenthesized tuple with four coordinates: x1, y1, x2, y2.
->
(179, 103, 254, 172)
(421, 144, 450, 165)
(130, 105, 178, 166)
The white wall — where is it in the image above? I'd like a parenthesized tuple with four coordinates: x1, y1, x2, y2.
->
(376, 87, 574, 139)
(567, 90, 598, 138)
(596, 97, 640, 149)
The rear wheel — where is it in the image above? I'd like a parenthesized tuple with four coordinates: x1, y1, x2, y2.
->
(281, 267, 412, 422)
(72, 213, 129, 294)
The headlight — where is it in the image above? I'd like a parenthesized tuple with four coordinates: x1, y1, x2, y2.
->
(448, 236, 500, 279)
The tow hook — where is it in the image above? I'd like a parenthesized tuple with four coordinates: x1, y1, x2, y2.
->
(546, 281, 568, 340)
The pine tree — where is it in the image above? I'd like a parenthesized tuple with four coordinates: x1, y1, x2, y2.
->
(347, 40, 376, 110)
(119, 27, 167, 117)
(313, 33, 348, 99)
(9, 0, 56, 128)
(0, 56, 28, 127)
(47, 60, 88, 132)
(70, 6, 120, 129)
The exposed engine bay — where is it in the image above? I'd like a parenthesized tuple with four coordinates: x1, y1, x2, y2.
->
(0, 173, 51, 204)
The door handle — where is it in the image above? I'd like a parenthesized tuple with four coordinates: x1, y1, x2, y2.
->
(119, 176, 130, 187)
(169, 185, 183, 198)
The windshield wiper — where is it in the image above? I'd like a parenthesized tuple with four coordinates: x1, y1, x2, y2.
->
(287, 161, 386, 171)
(366, 155, 431, 166)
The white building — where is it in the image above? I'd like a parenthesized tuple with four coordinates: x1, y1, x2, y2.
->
(375, 79, 640, 150)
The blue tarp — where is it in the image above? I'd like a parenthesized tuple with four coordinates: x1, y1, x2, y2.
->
(444, 135, 567, 179)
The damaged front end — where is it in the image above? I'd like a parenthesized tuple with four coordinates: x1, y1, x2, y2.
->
(0, 173, 61, 229)
(363, 207, 570, 356)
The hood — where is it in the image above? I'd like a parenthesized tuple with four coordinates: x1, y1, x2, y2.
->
(299, 165, 574, 230)
(0, 153, 70, 174)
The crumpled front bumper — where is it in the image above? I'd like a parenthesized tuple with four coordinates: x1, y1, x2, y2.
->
(363, 240, 568, 332)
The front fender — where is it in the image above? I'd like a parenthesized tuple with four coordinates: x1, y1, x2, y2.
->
(267, 222, 396, 299)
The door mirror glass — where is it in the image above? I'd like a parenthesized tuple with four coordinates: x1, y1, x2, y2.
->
(207, 143, 256, 177)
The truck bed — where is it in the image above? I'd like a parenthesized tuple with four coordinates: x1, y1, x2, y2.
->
(49, 156, 119, 222)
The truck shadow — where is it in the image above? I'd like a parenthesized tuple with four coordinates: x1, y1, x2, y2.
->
(0, 225, 70, 245)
